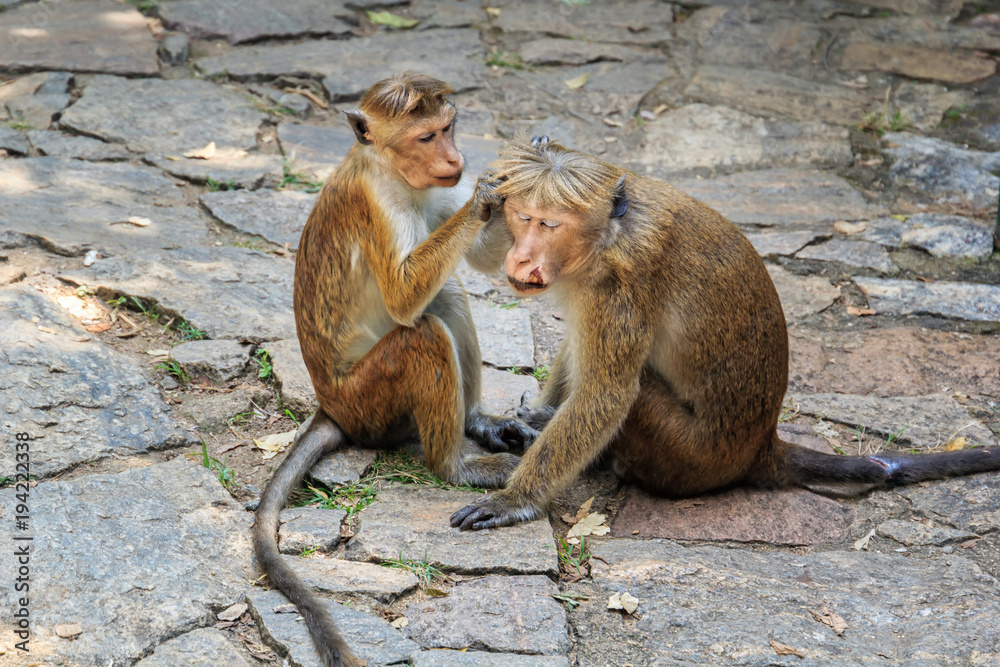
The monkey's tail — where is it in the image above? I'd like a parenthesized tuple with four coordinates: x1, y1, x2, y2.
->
(252, 412, 356, 667)
(773, 436, 1000, 487)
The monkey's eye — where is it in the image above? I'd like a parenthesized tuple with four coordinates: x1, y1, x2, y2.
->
(540, 219, 561, 229)
(443, 123, 452, 133)
(418, 133, 435, 143)
(517, 212, 531, 222)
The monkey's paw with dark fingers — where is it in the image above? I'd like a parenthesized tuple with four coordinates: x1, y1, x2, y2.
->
(450, 491, 544, 531)
(474, 172, 506, 222)
(467, 416, 539, 453)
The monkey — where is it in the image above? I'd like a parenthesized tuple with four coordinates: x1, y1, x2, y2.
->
(253, 74, 536, 667)
(450, 136, 1000, 531)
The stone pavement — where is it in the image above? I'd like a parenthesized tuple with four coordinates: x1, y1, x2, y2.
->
(0, 0, 999, 665)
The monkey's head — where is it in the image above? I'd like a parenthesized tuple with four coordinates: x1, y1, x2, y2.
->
(345, 73, 464, 190)
(490, 138, 626, 294)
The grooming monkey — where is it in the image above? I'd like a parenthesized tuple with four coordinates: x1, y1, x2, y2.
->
(254, 74, 534, 667)
(451, 136, 1000, 530)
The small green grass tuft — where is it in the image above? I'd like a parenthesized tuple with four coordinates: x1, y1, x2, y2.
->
(190, 439, 237, 488)
(486, 51, 526, 70)
(371, 451, 487, 493)
(254, 349, 273, 379)
(177, 320, 206, 341)
(533, 365, 551, 382)
(556, 536, 592, 578)
(295, 479, 379, 517)
(280, 159, 323, 192)
(156, 359, 190, 384)
(382, 552, 443, 588)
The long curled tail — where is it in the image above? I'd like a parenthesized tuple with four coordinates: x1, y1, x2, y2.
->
(253, 412, 356, 667)
(775, 436, 1000, 487)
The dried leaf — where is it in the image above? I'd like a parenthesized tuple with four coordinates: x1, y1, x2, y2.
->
(217, 603, 247, 621)
(890, 214, 908, 221)
(425, 588, 449, 597)
(769, 638, 805, 657)
(833, 221, 868, 235)
(216, 441, 246, 454)
(146, 349, 171, 357)
(126, 216, 152, 227)
(254, 429, 296, 459)
(37, 326, 56, 334)
(273, 603, 298, 614)
(485, 7, 502, 17)
(183, 141, 216, 159)
(567, 512, 610, 542)
(853, 527, 876, 551)
(55, 623, 83, 638)
(390, 616, 409, 629)
(809, 604, 847, 636)
(846, 306, 876, 316)
(607, 591, 639, 614)
(602, 117, 623, 127)
(366, 10, 419, 28)
(86, 323, 111, 332)
(961, 538, 980, 549)
(562, 497, 595, 525)
(164, 155, 182, 161)
(944, 436, 967, 452)
(564, 73, 589, 90)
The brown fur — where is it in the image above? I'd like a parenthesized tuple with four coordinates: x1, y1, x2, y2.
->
(452, 138, 1000, 531)
(255, 75, 533, 667)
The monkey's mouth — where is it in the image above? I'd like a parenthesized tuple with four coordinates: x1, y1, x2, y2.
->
(433, 171, 463, 184)
(507, 276, 548, 293)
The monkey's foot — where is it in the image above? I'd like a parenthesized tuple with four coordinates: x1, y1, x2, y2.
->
(515, 394, 556, 432)
(449, 490, 544, 531)
(467, 413, 539, 453)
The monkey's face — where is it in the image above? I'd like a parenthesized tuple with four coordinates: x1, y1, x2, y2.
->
(502, 198, 590, 294)
(387, 109, 464, 190)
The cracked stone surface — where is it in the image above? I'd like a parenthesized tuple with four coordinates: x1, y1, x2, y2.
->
(169, 339, 251, 384)
(278, 506, 347, 554)
(855, 277, 1000, 323)
(27, 130, 134, 161)
(278, 122, 356, 182)
(278, 556, 419, 601)
(859, 214, 995, 258)
(0, 459, 252, 665)
(876, 518, 977, 547)
(262, 338, 317, 417)
(897, 475, 1000, 535)
(469, 299, 535, 368)
(134, 628, 254, 667)
(0, 0, 159, 75)
(766, 265, 842, 321)
(346, 484, 557, 576)
(202, 189, 315, 250)
(159, 0, 354, 44)
(0, 284, 195, 478)
(796, 238, 897, 274)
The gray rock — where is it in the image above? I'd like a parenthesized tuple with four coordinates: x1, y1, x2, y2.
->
(27, 130, 133, 161)
(685, 65, 876, 126)
(898, 474, 1000, 535)
(796, 239, 897, 274)
(134, 628, 253, 667)
(403, 575, 572, 655)
(159, 0, 353, 44)
(793, 392, 996, 448)
(35, 71, 74, 96)
(673, 169, 883, 227)
(170, 340, 251, 384)
(876, 518, 978, 546)
(0, 459, 252, 665)
(860, 214, 994, 259)
(743, 230, 824, 257)
(279, 556, 419, 601)
(840, 41, 995, 85)
(494, 0, 673, 45)
(637, 104, 851, 176)
(159, 32, 190, 66)
(578, 538, 1000, 666)
(480, 367, 539, 418)
(278, 92, 312, 119)
(249, 588, 419, 667)
(412, 652, 570, 667)
(882, 132, 1000, 213)
(61, 247, 297, 341)
(695, 16, 823, 76)
(469, 299, 535, 368)
(202, 189, 316, 250)
(279, 122, 356, 182)
(0, 0, 159, 75)
(854, 277, 1000, 323)
(0, 285, 195, 478)
(0, 125, 29, 154)
(455, 261, 504, 298)
(309, 447, 376, 488)
(520, 39, 662, 66)
(412, 0, 485, 29)
(346, 484, 557, 576)
(177, 389, 262, 434)
(147, 152, 285, 190)
(766, 265, 841, 321)
(61, 75, 265, 155)
(0, 71, 72, 102)
(895, 81, 973, 131)
(0, 157, 207, 257)
(6, 92, 71, 130)
(196, 30, 485, 102)
(262, 339, 317, 417)
(278, 506, 347, 554)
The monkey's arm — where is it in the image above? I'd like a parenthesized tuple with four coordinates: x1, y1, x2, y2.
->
(516, 344, 571, 430)
(364, 196, 485, 326)
(452, 293, 653, 530)
(465, 213, 510, 273)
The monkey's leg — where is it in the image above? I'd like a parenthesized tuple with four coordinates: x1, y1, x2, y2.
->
(609, 370, 764, 497)
(429, 280, 538, 453)
(321, 314, 520, 488)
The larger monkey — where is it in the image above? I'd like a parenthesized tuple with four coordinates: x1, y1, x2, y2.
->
(451, 137, 1000, 530)
(254, 74, 533, 667)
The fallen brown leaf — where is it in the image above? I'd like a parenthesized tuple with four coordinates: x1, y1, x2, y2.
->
(809, 604, 847, 636)
(961, 538, 980, 549)
(218, 602, 247, 621)
(769, 638, 805, 658)
(86, 323, 112, 332)
(833, 220, 868, 235)
(183, 141, 217, 159)
(846, 306, 876, 316)
(944, 436, 967, 452)
(216, 441, 247, 454)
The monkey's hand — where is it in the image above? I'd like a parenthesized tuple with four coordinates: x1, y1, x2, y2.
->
(467, 409, 539, 453)
(473, 172, 505, 222)
(450, 489, 544, 531)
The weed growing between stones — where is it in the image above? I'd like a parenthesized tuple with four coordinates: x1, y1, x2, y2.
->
(382, 552, 443, 588)
(191, 439, 237, 489)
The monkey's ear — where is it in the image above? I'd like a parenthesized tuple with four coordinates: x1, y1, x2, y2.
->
(344, 110, 372, 145)
(530, 135, 550, 147)
(610, 175, 628, 219)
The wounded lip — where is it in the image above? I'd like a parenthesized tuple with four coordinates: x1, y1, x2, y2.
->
(508, 276, 547, 291)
